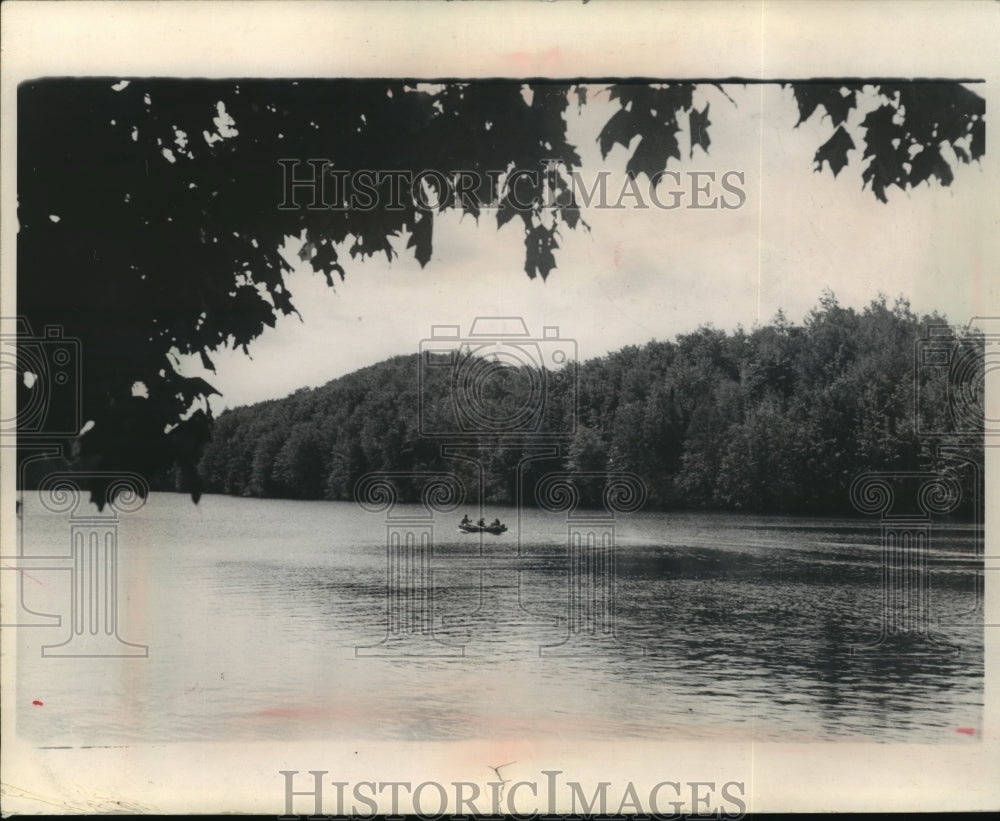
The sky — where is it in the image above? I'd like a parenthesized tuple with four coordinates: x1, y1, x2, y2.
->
(181, 82, 991, 412)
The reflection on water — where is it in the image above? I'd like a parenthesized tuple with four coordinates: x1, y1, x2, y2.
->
(13, 493, 982, 744)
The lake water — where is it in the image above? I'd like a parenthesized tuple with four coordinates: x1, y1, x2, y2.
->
(12, 492, 983, 745)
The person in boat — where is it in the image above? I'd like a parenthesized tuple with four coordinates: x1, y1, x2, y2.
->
(490, 518, 501, 528)
(477, 518, 486, 527)
(461, 514, 471, 526)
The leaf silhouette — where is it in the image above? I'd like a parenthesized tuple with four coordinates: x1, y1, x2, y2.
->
(627, 124, 681, 182)
(909, 145, 954, 189)
(854, 85, 981, 201)
(406, 209, 434, 267)
(792, 84, 859, 127)
(689, 103, 711, 158)
(309, 240, 345, 285)
(524, 224, 558, 280)
(598, 108, 641, 159)
(860, 104, 903, 160)
(814, 126, 856, 177)
(861, 153, 907, 204)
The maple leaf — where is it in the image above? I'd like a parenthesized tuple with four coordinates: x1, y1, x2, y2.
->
(862, 153, 907, 203)
(524, 224, 558, 280)
(908, 145, 954, 189)
(496, 190, 530, 230)
(406, 209, 433, 267)
(689, 103, 711, 158)
(269, 284, 296, 315)
(823, 87, 857, 127)
(651, 84, 694, 116)
(560, 204, 580, 230)
(626, 123, 680, 182)
(814, 126, 856, 177)
(860, 104, 903, 159)
(792, 84, 859, 128)
(598, 108, 641, 159)
(308, 240, 345, 285)
(792, 85, 826, 125)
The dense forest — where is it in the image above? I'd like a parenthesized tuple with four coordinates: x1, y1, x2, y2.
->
(183, 293, 983, 515)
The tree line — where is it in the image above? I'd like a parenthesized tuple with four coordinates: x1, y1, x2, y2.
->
(182, 292, 983, 516)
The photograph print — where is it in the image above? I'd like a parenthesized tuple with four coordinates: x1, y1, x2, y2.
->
(2, 2, 998, 816)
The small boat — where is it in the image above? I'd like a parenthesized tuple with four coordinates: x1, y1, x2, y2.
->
(458, 521, 508, 535)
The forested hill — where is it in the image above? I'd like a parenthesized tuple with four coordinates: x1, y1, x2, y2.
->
(191, 294, 982, 515)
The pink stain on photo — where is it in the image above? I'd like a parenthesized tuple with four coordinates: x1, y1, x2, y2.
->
(506, 47, 562, 73)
